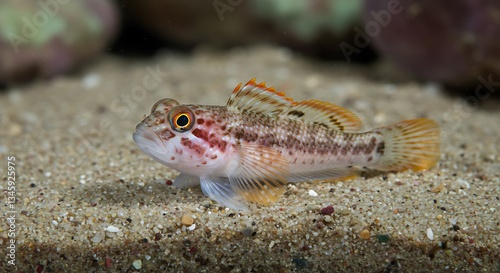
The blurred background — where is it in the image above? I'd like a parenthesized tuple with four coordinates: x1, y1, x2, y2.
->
(2, 2, 499, 272)
(1, 0, 500, 89)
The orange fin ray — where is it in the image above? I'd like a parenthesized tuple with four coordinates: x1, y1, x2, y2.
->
(373, 118, 440, 172)
(226, 78, 293, 116)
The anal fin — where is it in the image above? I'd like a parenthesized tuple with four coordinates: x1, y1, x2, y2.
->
(288, 168, 360, 183)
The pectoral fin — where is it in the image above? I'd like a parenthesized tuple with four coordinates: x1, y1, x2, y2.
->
(228, 143, 290, 205)
(200, 176, 249, 211)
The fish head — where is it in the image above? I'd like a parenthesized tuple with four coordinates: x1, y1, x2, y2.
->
(133, 98, 230, 176)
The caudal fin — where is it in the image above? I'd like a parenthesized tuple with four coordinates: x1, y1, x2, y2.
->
(374, 118, 440, 172)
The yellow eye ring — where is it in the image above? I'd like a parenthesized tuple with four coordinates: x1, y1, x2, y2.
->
(168, 106, 195, 132)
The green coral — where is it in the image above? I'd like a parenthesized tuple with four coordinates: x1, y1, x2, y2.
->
(0, 1, 104, 49)
(252, 0, 362, 40)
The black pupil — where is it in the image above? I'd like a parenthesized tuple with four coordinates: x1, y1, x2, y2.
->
(176, 115, 189, 127)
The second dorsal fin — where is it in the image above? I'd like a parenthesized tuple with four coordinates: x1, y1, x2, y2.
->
(283, 99, 362, 132)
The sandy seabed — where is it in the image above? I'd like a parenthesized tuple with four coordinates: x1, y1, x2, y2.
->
(0, 46, 498, 272)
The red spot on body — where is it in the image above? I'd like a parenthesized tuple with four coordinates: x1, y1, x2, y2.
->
(197, 118, 205, 125)
(180, 137, 205, 155)
(192, 128, 227, 152)
(171, 156, 175, 160)
(192, 129, 209, 141)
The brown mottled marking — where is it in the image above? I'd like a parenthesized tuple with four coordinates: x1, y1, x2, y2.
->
(180, 137, 205, 155)
(288, 110, 305, 117)
(234, 130, 244, 140)
(364, 137, 377, 154)
(341, 142, 350, 156)
(160, 129, 176, 140)
(377, 141, 385, 155)
(329, 116, 344, 131)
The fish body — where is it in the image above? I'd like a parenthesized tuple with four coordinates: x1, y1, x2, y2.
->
(133, 79, 440, 211)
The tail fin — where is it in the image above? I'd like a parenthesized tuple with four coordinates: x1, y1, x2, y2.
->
(374, 118, 440, 172)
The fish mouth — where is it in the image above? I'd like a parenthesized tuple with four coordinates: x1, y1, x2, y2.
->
(133, 123, 157, 144)
(133, 123, 169, 161)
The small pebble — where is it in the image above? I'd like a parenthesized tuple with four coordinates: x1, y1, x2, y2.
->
(181, 215, 194, 226)
(82, 73, 101, 89)
(269, 241, 275, 249)
(106, 226, 120, 233)
(360, 229, 370, 240)
(431, 182, 445, 193)
(436, 214, 443, 220)
(292, 257, 308, 270)
(91, 234, 103, 243)
(132, 259, 142, 270)
(320, 205, 334, 215)
(339, 209, 350, 215)
(451, 179, 470, 190)
(242, 227, 255, 237)
(6, 123, 22, 136)
(308, 190, 318, 197)
(427, 228, 434, 240)
(377, 234, 390, 243)
(187, 224, 196, 231)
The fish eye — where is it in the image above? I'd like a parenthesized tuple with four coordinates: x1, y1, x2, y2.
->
(168, 106, 195, 132)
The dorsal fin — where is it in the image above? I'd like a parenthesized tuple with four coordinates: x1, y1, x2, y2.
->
(227, 79, 362, 132)
(226, 78, 294, 116)
(283, 100, 362, 132)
